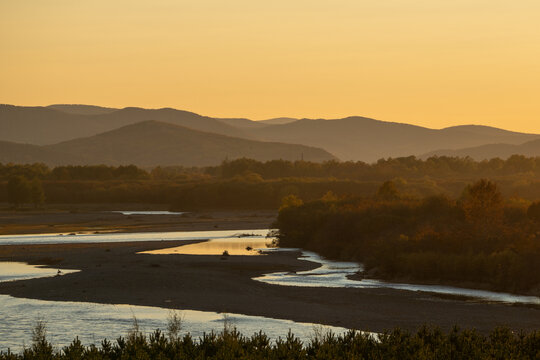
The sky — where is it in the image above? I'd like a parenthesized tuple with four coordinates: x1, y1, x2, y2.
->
(1, 0, 540, 132)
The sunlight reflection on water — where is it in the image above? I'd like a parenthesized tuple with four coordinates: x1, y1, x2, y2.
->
(0, 229, 270, 245)
(0, 261, 346, 352)
(1, 228, 539, 353)
(0, 262, 79, 282)
(141, 235, 270, 255)
(8, 226, 532, 305)
(0, 294, 349, 352)
(254, 249, 540, 305)
(111, 211, 186, 215)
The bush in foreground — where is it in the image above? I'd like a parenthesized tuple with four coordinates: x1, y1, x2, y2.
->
(1, 324, 539, 359)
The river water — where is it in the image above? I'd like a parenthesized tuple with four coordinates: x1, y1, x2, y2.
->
(2, 229, 538, 305)
(0, 293, 348, 352)
(0, 229, 269, 246)
(0, 262, 79, 283)
(253, 249, 540, 305)
(1, 228, 539, 351)
(0, 261, 347, 352)
(111, 211, 186, 216)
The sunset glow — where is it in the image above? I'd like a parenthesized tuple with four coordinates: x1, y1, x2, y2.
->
(2, 0, 540, 131)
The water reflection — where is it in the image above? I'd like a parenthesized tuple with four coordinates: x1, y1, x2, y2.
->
(255, 250, 540, 305)
(142, 235, 270, 255)
(0, 261, 347, 352)
(111, 211, 186, 215)
(0, 262, 79, 282)
(3, 228, 539, 311)
(0, 295, 347, 352)
(0, 229, 270, 246)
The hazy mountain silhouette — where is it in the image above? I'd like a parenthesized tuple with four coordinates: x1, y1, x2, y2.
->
(216, 118, 269, 129)
(210, 117, 299, 128)
(0, 121, 335, 166)
(258, 117, 299, 125)
(0, 105, 102, 145)
(0, 105, 248, 145)
(93, 107, 249, 138)
(0, 141, 60, 164)
(47, 104, 118, 115)
(3, 104, 539, 163)
(243, 118, 540, 162)
(422, 139, 540, 160)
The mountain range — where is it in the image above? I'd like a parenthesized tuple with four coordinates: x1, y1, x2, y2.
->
(422, 139, 540, 161)
(0, 120, 334, 166)
(0, 104, 250, 145)
(1, 103, 539, 166)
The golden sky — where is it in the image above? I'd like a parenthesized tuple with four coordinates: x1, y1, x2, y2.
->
(2, 0, 540, 132)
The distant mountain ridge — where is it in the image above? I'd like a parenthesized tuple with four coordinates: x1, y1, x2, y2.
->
(215, 118, 269, 129)
(242, 117, 540, 162)
(0, 120, 335, 166)
(47, 104, 118, 115)
(422, 139, 540, 160)
(2, 104, 540, 163)
(0, 104, 248, 145)
(258, 117, 298, 125)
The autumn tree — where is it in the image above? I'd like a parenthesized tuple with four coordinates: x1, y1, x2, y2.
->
(321, 191, 338, 202)
(376, 180, 400, 200)
(461, 179, 503, 241)
(280, 194, 303, 210)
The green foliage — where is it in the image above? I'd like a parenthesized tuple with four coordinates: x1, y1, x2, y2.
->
(166, 310, 184, 342)
(26, 319, 54, 359)
(2, 325, 539, 359)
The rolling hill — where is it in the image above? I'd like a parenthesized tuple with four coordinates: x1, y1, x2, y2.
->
(0, 121, 335, 166)
(258, 117, 298, 125)
(0, 141, 59, 164)
(0, 105, 248, 145)
(215, 118, 269, 129)
(422, 139, 540, 160)
(3, 104, 540, 163)
(47, 104, 118, 115)
(243, 117, 540, 162)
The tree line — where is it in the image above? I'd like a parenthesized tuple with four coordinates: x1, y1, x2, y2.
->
(4, 156, 540, 208)
(275, 180, 540, 295)
(214, 155, 540, 180)
(6, 176, 44, 208)
(5, 155, 540, 182)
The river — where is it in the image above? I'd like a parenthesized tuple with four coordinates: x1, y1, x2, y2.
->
(1, 228, 538, 351)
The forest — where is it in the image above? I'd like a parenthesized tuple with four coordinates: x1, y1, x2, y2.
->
(3, 156, 540, 209)
(275, 179, 540, 295)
